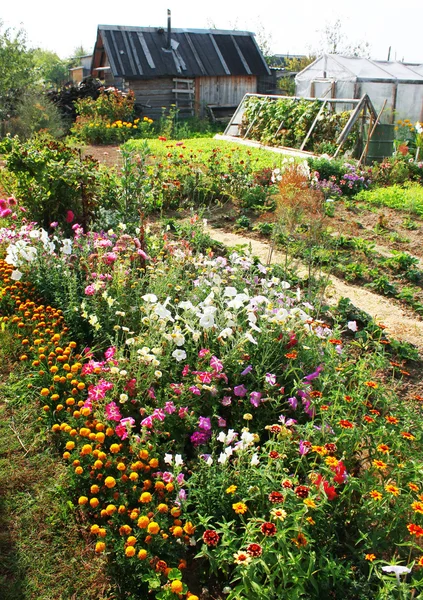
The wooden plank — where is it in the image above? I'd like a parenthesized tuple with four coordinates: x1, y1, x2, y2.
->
(172, 88, 194, 94)
(209, 34, 230, 75)
(173, 78, 194, 83)
(110, 30, 125, 74)
(128, 33, 143, 76)
(184, 33, 207, 76)
(231, 35, 252, 75)
(137, 32, 156, 69)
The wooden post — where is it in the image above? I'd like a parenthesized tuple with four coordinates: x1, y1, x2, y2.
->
(358, 99, 387, 166)
(300, 100, 328, 151)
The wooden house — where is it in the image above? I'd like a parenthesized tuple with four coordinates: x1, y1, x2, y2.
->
(90, 15, 270, 119)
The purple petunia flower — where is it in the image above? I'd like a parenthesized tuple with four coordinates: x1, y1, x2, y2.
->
(234, 384, 248, 397)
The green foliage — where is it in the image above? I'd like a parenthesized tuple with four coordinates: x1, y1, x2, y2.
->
(240, 96, 358, 154)
(32, 48, 68, 88)
(2, 89, 65, 139)
(0, 21, 35, 123)
(0, 134, 102, 229)
(371, 155, 423, 186)
(356, 184, 423, 217)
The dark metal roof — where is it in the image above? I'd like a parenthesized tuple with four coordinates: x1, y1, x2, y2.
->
(94, 25, 270, 79)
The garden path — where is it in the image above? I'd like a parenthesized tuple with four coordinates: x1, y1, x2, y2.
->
(205, 226, 423, 353)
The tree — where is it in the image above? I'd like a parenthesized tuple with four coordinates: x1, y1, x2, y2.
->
(314, 19, 371, 58)
(33, 48, 69, 88)
(68, 45, 91, 68)
(0, 21, 35, 121)
(255, 22, 277, 66)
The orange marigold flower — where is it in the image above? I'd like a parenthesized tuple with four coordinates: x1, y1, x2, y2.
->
(370, 490, 383, 501)
(365, 553, 376, 562)
(417, 556, 423, 567)
(312, 445, 328, 455)
(408, 483, 419, 492)
(407, 523, 423, 537)
(328, 339, 342, 345)
(385, 484, 400, 496)
(411, 502, 423, 514)
(284, 351, 298, 359)
(232, 502, 248, 514)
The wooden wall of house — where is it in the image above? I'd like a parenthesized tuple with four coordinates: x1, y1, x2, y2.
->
(196, 76, 257, 116)
(127, 78, 175, 119)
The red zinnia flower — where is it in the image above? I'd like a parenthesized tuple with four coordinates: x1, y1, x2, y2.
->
(268, 491, 284, 504)
(203, 530, 220, 546)
(269, 450, 280, 459)
(294, 485, 310, 499)
(261, 522, 277, 536)
(247, 543, 263, 557)
(339, 419, 354, 429)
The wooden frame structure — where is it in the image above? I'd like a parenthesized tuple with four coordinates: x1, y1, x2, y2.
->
(223, 93, 378, 157)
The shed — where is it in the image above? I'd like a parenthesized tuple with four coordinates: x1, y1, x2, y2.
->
(90, 20, 270, 119)
(295, 54, 423, 124)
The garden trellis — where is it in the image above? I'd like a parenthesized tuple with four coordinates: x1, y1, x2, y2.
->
(223, 92, 378, 158)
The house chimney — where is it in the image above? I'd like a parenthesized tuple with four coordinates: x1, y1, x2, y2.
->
(167, 9, 171, 50)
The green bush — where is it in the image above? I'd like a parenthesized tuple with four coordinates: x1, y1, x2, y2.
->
(356, 183, 423, 217)
(2, 89, 65, 139)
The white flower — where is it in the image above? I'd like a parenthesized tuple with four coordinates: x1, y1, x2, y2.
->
(199, 313, 215, 328)
(251, 453, 260, 466)
(164, 453, 173, 465)
(178, 300, 194, 311)
(218, 327, 233, 339)
(10, 269, 23, 281)
(172, 349, 187, 362)
(142, 293, 158, 303)
(174, 454, 184, 466)
(381, 564, 411, 584)
(171, 331, 185, 346)
(218, 452, 228, 464)
(347, 320, 358, 332)
(245, 332, 258, 345)
(119, 393, 128, 403)
(154, 370, 162, 378)
(205, 456, 213, 466)
(224, 286, 238, 297)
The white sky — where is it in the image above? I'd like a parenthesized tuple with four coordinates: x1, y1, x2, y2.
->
(1, 0, 422, 63)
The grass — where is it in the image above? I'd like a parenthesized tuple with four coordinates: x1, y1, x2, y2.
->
(123, 137, 297, 171)
(356, 183, 423, 217)
(0, 330, 113, 600)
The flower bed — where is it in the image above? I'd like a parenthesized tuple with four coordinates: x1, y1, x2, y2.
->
(1, 212, 423, 598)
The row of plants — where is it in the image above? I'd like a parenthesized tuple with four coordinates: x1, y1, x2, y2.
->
(1, 203, 423, 598)
(238, 96, 358, 155)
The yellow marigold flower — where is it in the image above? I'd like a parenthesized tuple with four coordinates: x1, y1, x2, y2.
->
(110, 443, 120, 453)
(172, 526, 183, 537)
(125, 546, 136, 557)
(78, 496, 88, 505)
(157, 503, 168, 513)
(232, 502, 248, 514)
(147, 521, 160, 535)
(137, 516, 150, 529)
(226, 485, 237, 494)
(369, 490, 383, 501)
(170, 580, 183, 594)
(90, 497, 100, 508)
(106, 504, 117, 515)
(138, 549, 148, 559)
(104, 476, 116, 488)
(95, 541, 106, 553)
(140, 492, 152, 503)
(312, 445, 327, 456)
(183, 521, 196, 535)
(325, 456, 338, 467)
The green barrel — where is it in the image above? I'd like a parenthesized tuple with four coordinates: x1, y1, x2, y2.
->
(364, 124, 395, 164)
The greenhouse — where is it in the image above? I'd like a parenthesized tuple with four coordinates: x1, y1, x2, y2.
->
(295, 54, 423, 124)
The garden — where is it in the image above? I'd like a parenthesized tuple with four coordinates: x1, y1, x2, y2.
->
(1, 86, 423, 600)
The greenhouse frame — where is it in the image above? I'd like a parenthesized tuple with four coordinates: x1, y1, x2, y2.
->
(295, 54, 423, 124)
